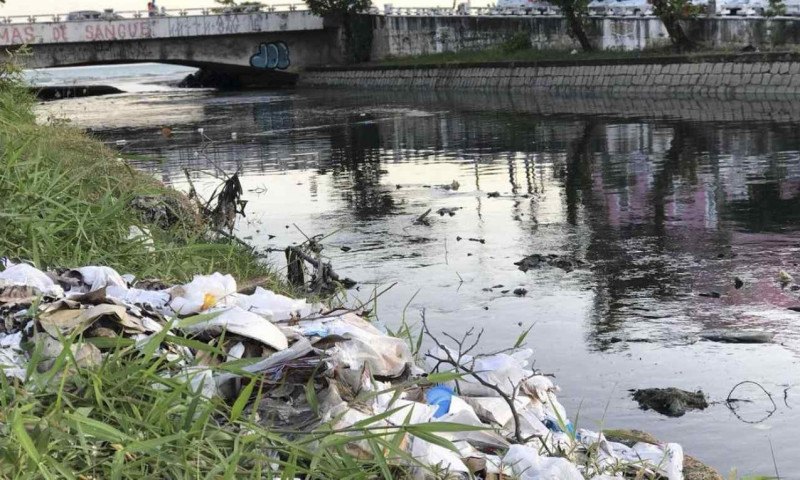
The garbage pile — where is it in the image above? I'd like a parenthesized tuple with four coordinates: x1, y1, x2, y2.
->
(0, 260, 685, 479)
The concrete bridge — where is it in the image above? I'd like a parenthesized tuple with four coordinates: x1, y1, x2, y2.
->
(6, 6, 799, 88)
(0, 7, 342, 86)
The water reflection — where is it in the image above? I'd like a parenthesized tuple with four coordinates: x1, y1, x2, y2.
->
(79, 91, 800, 355)
(53, 89, 800, 473)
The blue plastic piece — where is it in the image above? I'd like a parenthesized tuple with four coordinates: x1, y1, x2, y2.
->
(544, 416, 575, 435)
(301, 326, 329, 337)
(426, 385, 454, 418)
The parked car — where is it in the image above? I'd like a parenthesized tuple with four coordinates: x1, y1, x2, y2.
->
(588, 0, 714, 15)
(496, 0, 560, 14)
(588, 0, 653, 16)
(718, 0, 768, 15)
(67, 10, 103, 21)
(66, 9, 123, 21)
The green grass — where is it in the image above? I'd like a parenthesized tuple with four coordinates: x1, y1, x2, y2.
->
(374, 46, 646, 66)
(0, 77, 285, 287)
(0, 317, 467, 478)
(372, 45, 800, 68)
(0, 75, 463, 478)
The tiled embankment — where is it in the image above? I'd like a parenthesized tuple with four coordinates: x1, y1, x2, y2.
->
(301, 53, 800, 95)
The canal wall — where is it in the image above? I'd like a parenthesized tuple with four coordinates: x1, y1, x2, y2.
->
(300, 52, 800, 96)
(367, 16, 800, 57)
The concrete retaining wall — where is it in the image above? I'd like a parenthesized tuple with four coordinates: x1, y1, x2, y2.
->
(300, 53, 800, 96)
(368, 15, 800, 58)
(326, 89, 800, 123)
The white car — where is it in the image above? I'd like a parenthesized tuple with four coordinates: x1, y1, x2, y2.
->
(718, 0, 768, 15)
(495, 0, 560, 14)
(588, 0, 653, 16)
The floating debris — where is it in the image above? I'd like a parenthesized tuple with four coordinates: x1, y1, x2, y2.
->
(413, 209, 432, 226)
(632, 388, 709, 417)
(515, 254, 585, 273)
(436, 207, 461, 217)
(699, 330, 775, 344)
(437, 179, 460, 191)
(698, 291, 721, 299)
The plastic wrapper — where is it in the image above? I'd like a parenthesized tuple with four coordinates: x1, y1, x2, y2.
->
(0, 262, 64, 297)
(503, 444, 583, 480)
(236, 286, 312, 321)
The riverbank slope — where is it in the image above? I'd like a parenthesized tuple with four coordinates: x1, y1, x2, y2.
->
(0, 79, 280, 286)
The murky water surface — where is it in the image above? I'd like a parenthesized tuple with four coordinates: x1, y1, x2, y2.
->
(42, 86, 800, 476)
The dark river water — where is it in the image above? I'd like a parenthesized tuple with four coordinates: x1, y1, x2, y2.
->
(41, 86, 800, 477)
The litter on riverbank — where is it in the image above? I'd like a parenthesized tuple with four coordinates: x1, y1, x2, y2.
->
(0, 260, 693, 479)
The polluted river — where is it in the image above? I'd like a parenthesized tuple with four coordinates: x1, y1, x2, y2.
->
(37, 65, 800, 476)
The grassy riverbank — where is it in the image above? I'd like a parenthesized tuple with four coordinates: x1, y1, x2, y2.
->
(372, 45, 781, 67)
(0, 74, 732, 479)
(375, 47, 648, 66)
(0, 79, 279, 287)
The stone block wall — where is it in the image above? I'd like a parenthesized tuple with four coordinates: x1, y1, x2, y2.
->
(300, 54, 800, 96)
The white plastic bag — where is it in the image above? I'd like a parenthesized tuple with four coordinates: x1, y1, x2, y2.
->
(0, 332, 26, 380)
(502, 444, 583, 480)
(631, 442, 684, 480)
(236, 286, 312, 321)
(320, 314, 412, 378)
(106, 285, 170, 311)
(76, 266, 127, 292)
(330, 334, 411, 378)
(0, 263, 63, 297)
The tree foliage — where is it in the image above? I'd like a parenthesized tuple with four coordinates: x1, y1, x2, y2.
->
(304, 0, 372, 17)
(766, 0, 787, 16)
(550, 0, 594, 51)
(651, 0, 700, 51)
(213, 0, 264, 12)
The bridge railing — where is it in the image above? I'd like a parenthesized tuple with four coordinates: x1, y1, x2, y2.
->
(4, 3, 796, 24)
(0, 4, 310, 24)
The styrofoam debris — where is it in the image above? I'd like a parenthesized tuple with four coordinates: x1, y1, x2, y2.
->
(182, 306, 288, 351)
(170, 273, 237, 314)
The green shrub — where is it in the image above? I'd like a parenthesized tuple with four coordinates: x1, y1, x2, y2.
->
(502, 32, 532, 53)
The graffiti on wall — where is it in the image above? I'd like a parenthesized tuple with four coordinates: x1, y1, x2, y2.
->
(249, 41, 290, 70)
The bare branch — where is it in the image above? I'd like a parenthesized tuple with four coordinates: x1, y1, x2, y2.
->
(422, 315, 530, 444)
